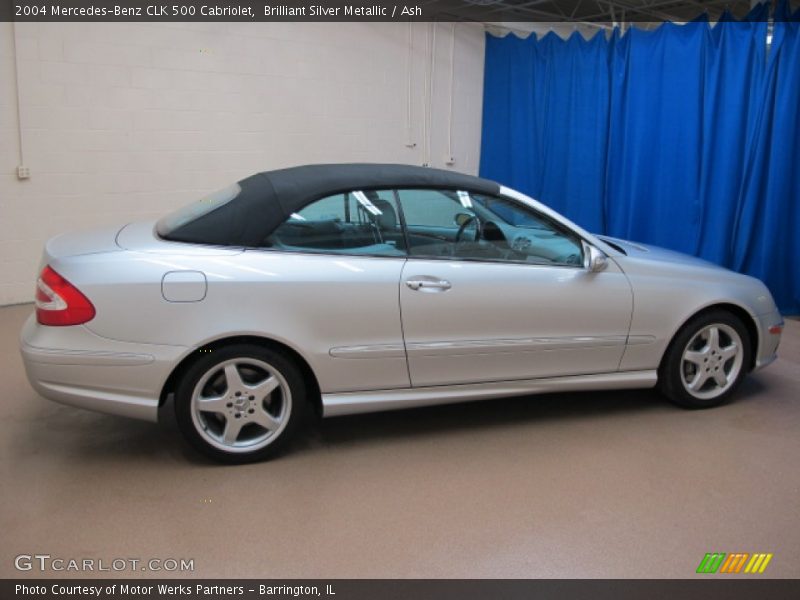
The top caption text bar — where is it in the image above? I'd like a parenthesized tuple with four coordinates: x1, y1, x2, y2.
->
(2, 0, 776, 23)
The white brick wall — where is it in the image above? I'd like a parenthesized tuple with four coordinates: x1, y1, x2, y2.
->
(0, 21, 486, 305)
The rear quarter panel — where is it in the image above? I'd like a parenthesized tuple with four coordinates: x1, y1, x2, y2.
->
(52, 248, 410, 394)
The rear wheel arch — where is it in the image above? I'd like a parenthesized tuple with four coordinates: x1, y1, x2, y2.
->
(160, 335, 322, 417)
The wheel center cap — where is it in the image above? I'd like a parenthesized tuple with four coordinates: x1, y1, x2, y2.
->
(234, 396, 248, 408)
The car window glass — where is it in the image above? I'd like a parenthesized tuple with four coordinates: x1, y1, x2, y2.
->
(263, 190, 406, 257)
(396, 189, 584, 267)
(399, 189, 469, 227)
(157, 183, 242, 234)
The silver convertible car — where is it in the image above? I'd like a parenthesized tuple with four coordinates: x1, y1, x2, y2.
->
(20, 164, 783, 462)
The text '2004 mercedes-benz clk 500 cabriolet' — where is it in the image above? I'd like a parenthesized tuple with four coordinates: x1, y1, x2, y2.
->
(20, 164, 783, 462)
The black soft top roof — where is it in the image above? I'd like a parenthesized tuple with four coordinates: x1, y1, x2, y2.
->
(262, 163, 499, 206)
(158, 163, 501, 247)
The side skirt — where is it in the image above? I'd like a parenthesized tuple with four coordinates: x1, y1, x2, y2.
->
(321, 370, 658, 417)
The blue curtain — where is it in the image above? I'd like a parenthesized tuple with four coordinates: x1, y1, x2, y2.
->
(480, 2, 800, 314)
(731, 4, 800, 315)
(482, 30, 610, 232)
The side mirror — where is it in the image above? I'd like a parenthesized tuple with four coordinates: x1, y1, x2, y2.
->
(583, 242, 608, 273)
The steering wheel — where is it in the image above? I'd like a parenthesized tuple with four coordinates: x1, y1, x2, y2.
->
(455, 215, 482, 242)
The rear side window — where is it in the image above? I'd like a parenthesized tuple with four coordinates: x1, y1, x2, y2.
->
(156, 184, 242, 237)
(263, 190, 406, 257)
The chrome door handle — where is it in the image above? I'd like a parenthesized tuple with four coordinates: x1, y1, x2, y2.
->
(406, 279, 452, 291)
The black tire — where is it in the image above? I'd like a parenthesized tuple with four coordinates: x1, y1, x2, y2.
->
(659, 310, 752, 409)
(174, 343, 307, 463)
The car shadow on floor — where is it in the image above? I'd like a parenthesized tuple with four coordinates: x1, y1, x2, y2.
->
(14, 376, 769, 466)
(298, 388, 660, 450)
(289, 375, 769, 455)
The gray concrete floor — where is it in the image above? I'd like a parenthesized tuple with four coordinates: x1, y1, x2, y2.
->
(0, 303, 798, 579)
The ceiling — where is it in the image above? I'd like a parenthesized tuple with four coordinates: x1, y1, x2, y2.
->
(429, 0, 770, 23)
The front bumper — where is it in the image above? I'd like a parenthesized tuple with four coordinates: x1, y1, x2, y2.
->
(19, 314, 187, 422)
(753, 310, 783, 371)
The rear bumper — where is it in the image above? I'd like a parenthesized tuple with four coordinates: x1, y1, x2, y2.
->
(19, 314, 187, 422)
(754, 310, 783, 371)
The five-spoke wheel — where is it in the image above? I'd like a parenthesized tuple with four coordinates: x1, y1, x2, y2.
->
(679, 324, 743, 400)
(660, 310, 751, 409)
(175, 344, 306, 462)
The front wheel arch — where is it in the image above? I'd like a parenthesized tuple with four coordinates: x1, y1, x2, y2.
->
(660, 303, 759, 374)
(160, 335, 322, 417)
(658, 306, 755, 408)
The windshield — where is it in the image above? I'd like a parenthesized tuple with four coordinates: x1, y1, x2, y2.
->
(471, 195, 551, 230)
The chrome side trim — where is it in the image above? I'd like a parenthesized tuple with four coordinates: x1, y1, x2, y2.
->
(329, 344, 406, 359)
(405, 335, 627, 357)
(322, 370, 658, 417)
(20, 342, 155, 366)
(626, 335, 656, 346)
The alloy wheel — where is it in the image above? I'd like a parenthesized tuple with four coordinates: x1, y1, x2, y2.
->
(680, 323, 744, 401)
(189, 358, 291, 453)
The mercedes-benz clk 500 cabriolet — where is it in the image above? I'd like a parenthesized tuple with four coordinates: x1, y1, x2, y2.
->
(20, 164, 783, 462)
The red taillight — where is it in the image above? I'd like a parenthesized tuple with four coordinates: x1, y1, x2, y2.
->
(35, 266, 96, 326)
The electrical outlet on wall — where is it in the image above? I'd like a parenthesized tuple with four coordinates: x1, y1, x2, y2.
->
(17, 165, 31, 180)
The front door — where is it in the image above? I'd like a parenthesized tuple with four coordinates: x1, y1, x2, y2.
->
(395, 189, 633, 387)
